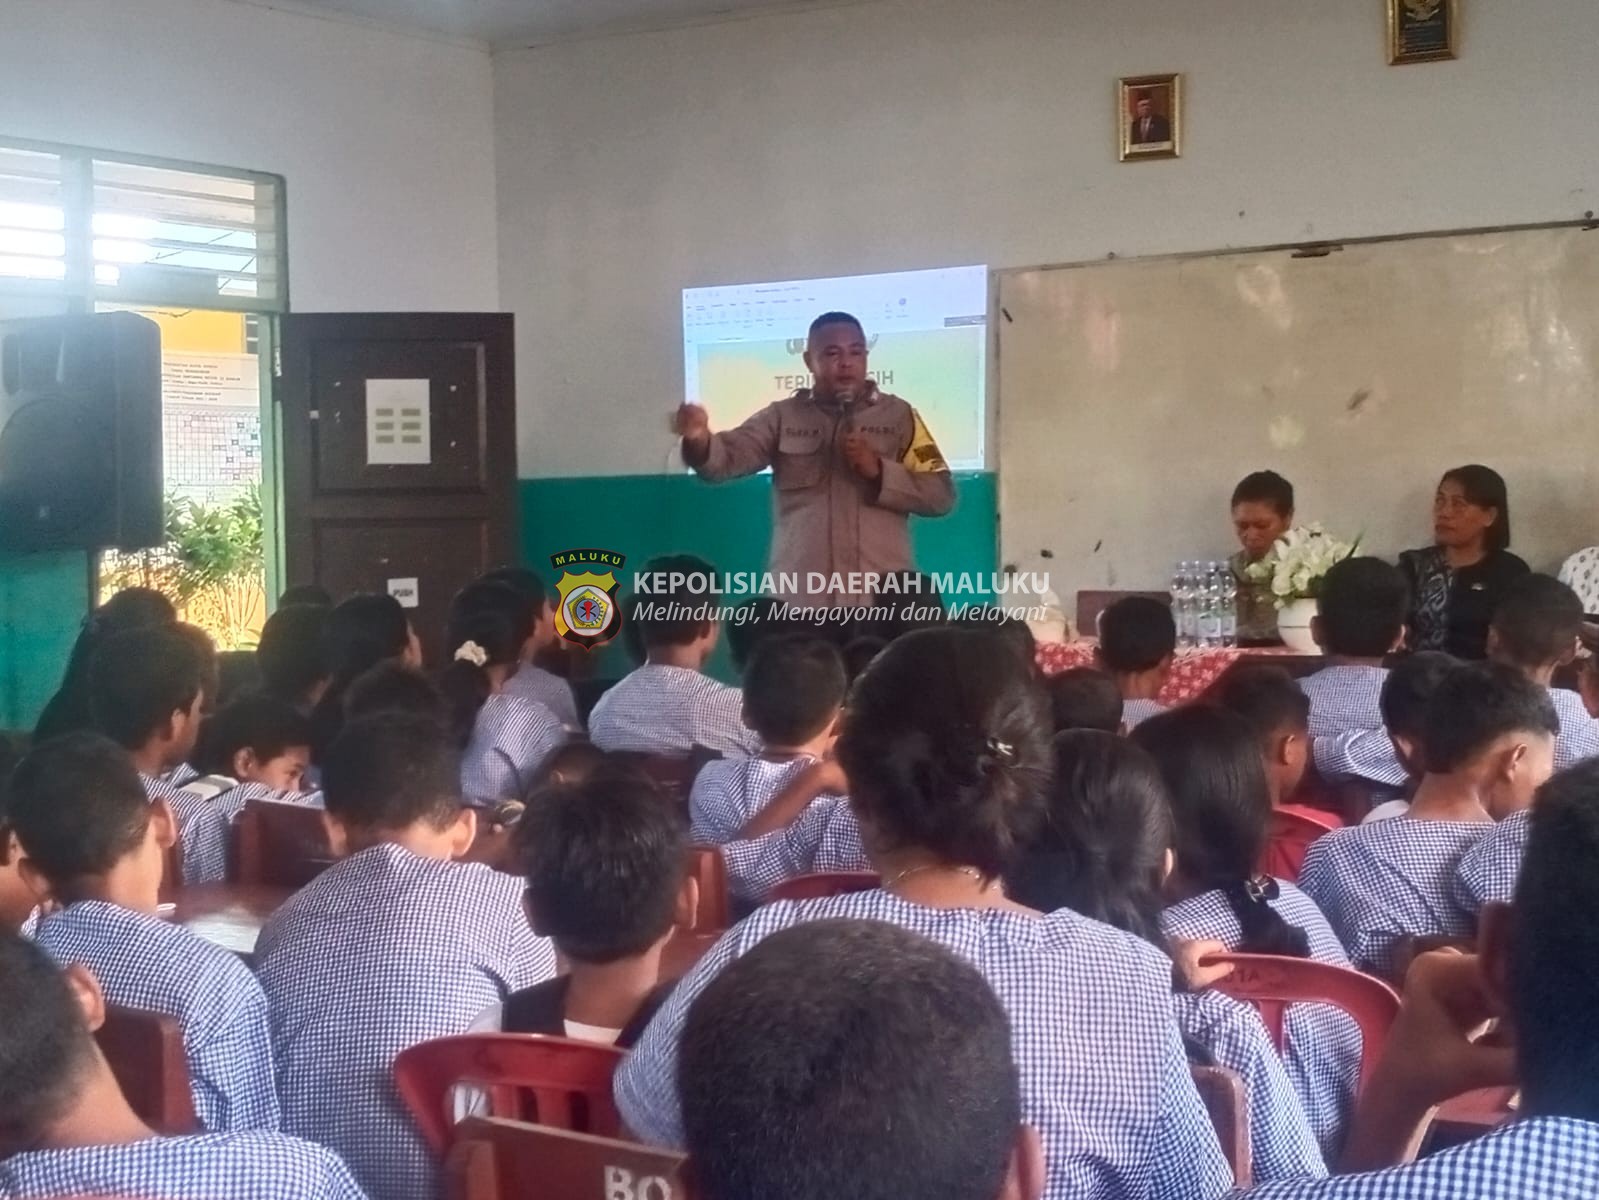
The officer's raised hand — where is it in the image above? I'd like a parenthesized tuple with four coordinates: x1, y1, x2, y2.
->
(840, 431, 882, 481)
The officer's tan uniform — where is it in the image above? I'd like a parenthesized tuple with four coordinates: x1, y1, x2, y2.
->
(685, 383, 955, 598)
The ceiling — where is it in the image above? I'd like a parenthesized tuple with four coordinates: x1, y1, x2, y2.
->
(249, 0, 870, 46)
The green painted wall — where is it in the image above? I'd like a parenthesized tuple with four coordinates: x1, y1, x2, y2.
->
(519, 471, 997, 681)
(0, 551, 89, 733)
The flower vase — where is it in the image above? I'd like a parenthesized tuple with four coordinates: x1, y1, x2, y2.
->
(1277, 598, 1319, 654)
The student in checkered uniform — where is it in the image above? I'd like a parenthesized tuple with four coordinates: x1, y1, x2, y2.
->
(255, 713, 557, 1200)
(257, 601, 332, 716)
(1132, 707, 1358, 1157)
(1096, 596, 1174, 731)
(689, 635, 846, 843)
(477, 566, 583, 731)
(1451, 805, 1530, 918)
(7, 734, 278, 1134)
(89, 625, 229, 885)
(1299, 662, 1556, 978)
(0, 933, 367, 1200)
(180, 694, 322, 822)
(439, 580, 569, 808)
(720, 793, 872, 901)
(1007, 730, 1325, 1182)
(616, 627, 1235, 1200)
(1301, 558, 1408, 773)
(590, 556, 762, 758)
(1486, 574, 1599, 771)
(1240, 759, 1599, 1198)
(679, 919, 1048, 1200)
(307, 594, 423, 765)
(1212, 665, 1339, 825)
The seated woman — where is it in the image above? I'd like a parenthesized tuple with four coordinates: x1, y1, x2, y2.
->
(1229, 471, 1295, 645)
(1399, 465, 1528, 660)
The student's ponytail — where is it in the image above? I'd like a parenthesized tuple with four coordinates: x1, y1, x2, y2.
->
(1221, 876, 1311, 958)
(438, 582, 537, 748)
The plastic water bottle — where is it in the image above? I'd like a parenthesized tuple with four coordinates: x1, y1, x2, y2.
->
(1170, 562, 1189, 648)
(1198, 563, 1223, 648)
(1173, 562, 1199, 649)
(1219, 564, 1239, 648)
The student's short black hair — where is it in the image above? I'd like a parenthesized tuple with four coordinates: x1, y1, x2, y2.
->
(192, 695, 313, 777)
(679, 919, 1020, 1200)
(1097, 597, 1176, 674)
(342, 662, 447, 724)
(523, 740, 611, 800)
(634, 555, 719, 648)
(257, 603, 331, 703)
(1491, 574, 1584, 671)
(1380, 651, 1461, 744)
(808, 311, 866, 341)
(1230, 470, 1295, 517)
(278, 583, 333, 608)
(1314, 556, 1409, 658)
(841, 635, 888, 682)
(520, 775, 687, 964)
(1046, 667, 1124, 734)
(1132, 706, 1310, 958)
(1511, 759, 1599, 1122)
(726, 596, 798, 671)
(952, 607, 1038, 674)
(742, 636, 847, 746)
(6, 733, 150, 892)
(309, 593, 414, 759)
(1421, 661, 1559, 774)
(477, 565, 549, 614)
(850, 574, 943, 642)
(88, 626, 207, 750)
(1210, 665, 1311, 744)
(0, 934, 98, 1155)
(321, 713, 462, 833)
(34, 586, 176, 744)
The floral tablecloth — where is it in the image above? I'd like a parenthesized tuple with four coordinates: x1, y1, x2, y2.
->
(1035, 641, 1315, 706)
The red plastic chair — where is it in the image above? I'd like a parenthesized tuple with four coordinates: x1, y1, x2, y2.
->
(686, 845, 729, 933)
(96, 1006, 198, 1135)
(446, 1116, 689, 1200)
(1191, 1065, 1250, 1187)
(394, 1034, 626, 1156)
(1261, 807, 1340, 882)
(767, 871, 881, 903)
(1206, 953, 1400, 1091)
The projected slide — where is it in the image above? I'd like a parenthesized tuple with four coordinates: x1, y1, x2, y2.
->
(683, 265, 988, 470)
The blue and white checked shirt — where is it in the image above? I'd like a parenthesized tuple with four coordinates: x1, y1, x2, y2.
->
(1123, 698, 1168, 729)
(504, 664, 582, 731)
(1297, 818, 1489, 976)
(688, 754, 820, 843)
(1174, 989, 1326, 1183)
(1452, 808, 1531, 917)
(0, 1132, 370, 1200)
(616, 893, 1235, 1200)
(719, 796, 871, 900)
(1299, 665, 1388, 740)
(165, 762, 202, 788)
(460, 692, 569, 807)
(588, 665, 762, 758)
(255, 843, 557, 1200)
(210, 780, 325, 823)
(1549, 687, 1599, 771)
(1163, 885, 1360, 1156)
(32, 900, 278, 1133)
(1312, 729, 1407, 791)
(141, 772, 228, 886)
(1239, 1115, 1599, 1198)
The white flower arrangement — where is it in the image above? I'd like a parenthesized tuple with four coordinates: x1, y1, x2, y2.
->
(1244, 523, 1359, 609)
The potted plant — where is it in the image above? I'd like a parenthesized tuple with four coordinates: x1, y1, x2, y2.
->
(1244, 524, 1359, 653)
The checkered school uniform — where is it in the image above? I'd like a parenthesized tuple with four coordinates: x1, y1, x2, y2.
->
(719, 796, 871, 900)
(1173, 989, 1326, 1183)
(588, 664, 761, 757)
(1300, 664, 1387, 738)
(1239, 1115, 1599, 1199)
(165, 762, 202, 789)
(255, 843, 557, 1200)
(504, 664, 582, 731)
(1297, 818, 1489, 976)
(616, 893, 1236, 1200)
(141, 772, 228, 886)
(32, 900, 278, 1133)
(1123, 698, 1167, 729)
(0, 1132, 370, 1200)
(1452, 808, 1531, 916)
(1549, 687, 1599, 770)
(1163, 885, 1360, 1156)
(688, 754, 820, 843)
(1312, 729, 1408, 791)
(208, 780, 325, 824)
(459, 693, 568, 807)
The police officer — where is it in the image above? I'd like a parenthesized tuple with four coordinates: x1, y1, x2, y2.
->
(673, 311, 955, 602)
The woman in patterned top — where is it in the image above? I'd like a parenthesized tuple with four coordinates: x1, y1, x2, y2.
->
(1230, 471, 1296, 644)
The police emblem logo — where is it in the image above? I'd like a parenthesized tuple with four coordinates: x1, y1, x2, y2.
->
(549, 548, 627, 649)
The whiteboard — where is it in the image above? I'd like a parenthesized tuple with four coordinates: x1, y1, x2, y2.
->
(996, 225, 1599, 596)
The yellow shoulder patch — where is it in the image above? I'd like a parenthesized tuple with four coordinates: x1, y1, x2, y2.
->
(901, 408, 950, 473)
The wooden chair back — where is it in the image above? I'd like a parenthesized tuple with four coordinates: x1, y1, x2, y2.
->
(610, 748, 719, 809)
(230, 798, 336, 887)
(446, 1117, 689, 1200)
(1191, 1065, 1250, 1188)
(766, 871, 881, 903)
(1260, 807, 1340, 883)
(394, 1034, 626, 1156)
(96, 1006, 198, 1135)
(660, 928, 722, 983)
(1075, 590, 1170, 639)
(159, 839, 185, 903)
(685, 845, 728, 933)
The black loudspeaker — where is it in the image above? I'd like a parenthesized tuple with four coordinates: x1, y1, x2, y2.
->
(0, 311, 163, 553)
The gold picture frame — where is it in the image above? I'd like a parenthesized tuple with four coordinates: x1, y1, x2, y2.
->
(1118, 74, 1182, 163)
(1388, 0, 1458, 64)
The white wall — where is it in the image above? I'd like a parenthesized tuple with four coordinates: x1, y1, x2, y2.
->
(495, 0, 1599, 479)
(2, 0, 499, 310)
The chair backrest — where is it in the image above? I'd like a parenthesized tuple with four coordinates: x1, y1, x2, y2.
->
(659, 928, 722, 983)
(394, 1034, 627, 1156)
(96, 1006, 198, 1135)
(766, 871, 881, 903)
(686, 845, 728, 933)
(1206, 953, 1400, 1091)
(1075, 590, 1170, 639)
(1190, 1065, 1250, 1188)
(159, 839, 184, 903)
(230, 798, 336, 887)
(446, 1117, 689, 1200)
(1260, 807, 1340, 882)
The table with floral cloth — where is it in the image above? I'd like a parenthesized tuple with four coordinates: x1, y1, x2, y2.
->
(1034, 641, 1322, 706)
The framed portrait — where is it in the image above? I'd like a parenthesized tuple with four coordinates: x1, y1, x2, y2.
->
(1118, 74, 1182, 162)
(1388, 0, 1458, 64)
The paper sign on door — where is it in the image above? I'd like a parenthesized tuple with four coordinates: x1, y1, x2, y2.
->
(387, 578, 420, 609)
(366, 379, 432, 465)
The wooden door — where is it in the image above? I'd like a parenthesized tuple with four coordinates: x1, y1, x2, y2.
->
(277, 313, 516, 666)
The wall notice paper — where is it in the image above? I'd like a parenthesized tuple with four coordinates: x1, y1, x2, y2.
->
(366, 379, 431, 465)
(386, 577, 420, 609)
